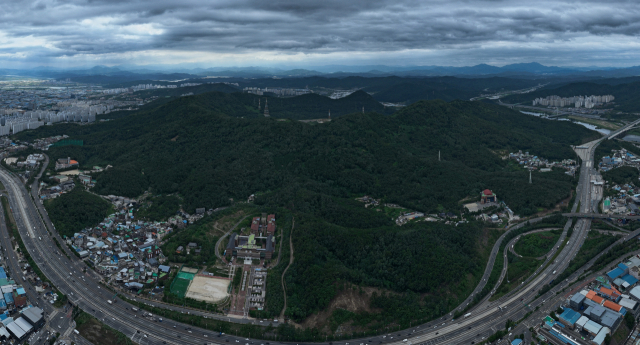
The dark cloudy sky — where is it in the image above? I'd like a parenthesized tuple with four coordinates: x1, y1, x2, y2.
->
(2, 0, 639, 68)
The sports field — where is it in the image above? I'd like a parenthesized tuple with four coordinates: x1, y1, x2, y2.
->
(181, 267, 199, 274)
(177, 271, 196, 280)
(170, 278, 192, 298)
(185, 276, 230, 303)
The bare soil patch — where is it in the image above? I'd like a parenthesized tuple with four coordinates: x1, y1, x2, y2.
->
(206, 210, 246, 238)
(299, 286, 387, 333)
(186, 275, 230, 303)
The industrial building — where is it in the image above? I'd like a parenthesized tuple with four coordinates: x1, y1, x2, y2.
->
(5, 316, 33, 342)
(22, 307, 44, 329)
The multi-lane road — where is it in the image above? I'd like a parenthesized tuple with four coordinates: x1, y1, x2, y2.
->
(0, 126, 629, 345)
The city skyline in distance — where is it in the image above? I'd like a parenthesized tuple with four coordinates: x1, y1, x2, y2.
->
(2, 0, 640, 69)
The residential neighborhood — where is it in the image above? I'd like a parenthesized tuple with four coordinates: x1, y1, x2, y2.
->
(542, 254, 640, 345)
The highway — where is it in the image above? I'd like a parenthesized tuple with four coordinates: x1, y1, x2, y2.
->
(379, 136, 602, 345)
(564, 212, 640, 221)
(0, 166, 277, 345)
(0, 192, 74, 345)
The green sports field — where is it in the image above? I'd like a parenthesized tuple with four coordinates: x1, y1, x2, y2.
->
(170, 278, 192, 298)
(177, 271, 196, 280)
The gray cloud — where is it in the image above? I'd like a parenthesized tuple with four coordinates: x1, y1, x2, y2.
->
(1, 0, 640, 67)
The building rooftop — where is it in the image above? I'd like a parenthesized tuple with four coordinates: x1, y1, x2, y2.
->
(559, 308, 580, 325)
(608, 268, 625, 279)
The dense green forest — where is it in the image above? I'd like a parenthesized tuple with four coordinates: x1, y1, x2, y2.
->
(284, 214, 484, 322)
(502, 81, 640, 113)
(602, 166, 640, 186)
(11, 91, 601, 332)
(16, 91, 597, 216)
(136, 194, 181, 221)
(44, 188, 111, 238)
(513, 230, 562, 257)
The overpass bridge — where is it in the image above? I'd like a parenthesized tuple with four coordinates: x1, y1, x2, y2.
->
(563, 212, 640, 220)
(563, 213, 640, 241)
(607, 117, 640, 140)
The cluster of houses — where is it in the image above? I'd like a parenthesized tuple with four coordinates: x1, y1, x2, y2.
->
(0, 139, 28, 162)
(544, 255, 640, 345)
(599, 148, 640, 172)
(30, 135, 68, 150)
(4, 153, 45, 170)
(64, 198, 177, 293)
(356, 196, 434, 225)
(39, 165, 110, 199)
(508, 150, 577, 175)
(355, 196, 381, 208)
(602, 182, 640, 215)
(167, 208, 208, 229)
(0, 136, 71, 175)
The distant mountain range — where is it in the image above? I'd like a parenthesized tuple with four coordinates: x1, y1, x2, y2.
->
(1, 62, 639, 80)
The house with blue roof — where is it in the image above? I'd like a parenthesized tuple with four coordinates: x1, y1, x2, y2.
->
(511, 339, 522, 345)
(3, 293, 13, 305)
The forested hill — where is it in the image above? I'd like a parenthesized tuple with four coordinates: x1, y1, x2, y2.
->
(98, 89, 392, 121)
(225, 75, 544, 104)
(21, 91, 597, 215)
(263, 90, 391, 119)
(501, 81, 640, 113)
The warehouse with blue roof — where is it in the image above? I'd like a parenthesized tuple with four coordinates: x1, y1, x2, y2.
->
(622, 274, 639, 287)
(558, 308, 581, 329)
(608, 268, 625, 280)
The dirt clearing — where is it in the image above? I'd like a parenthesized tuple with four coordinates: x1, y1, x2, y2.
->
(186, 275, 230, 303)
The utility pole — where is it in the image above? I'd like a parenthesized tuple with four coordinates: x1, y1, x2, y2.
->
(439, 151, 441, 162)
(529, 170, 532, 184)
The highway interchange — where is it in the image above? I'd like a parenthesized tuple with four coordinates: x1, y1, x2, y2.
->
(0, 124, 635, 345)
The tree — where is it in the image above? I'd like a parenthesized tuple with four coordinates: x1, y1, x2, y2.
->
(625, 311, 635, 329)
(604, 334, 611, 345)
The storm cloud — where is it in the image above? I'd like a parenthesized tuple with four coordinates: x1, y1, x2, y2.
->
(1, 0, 639, 67)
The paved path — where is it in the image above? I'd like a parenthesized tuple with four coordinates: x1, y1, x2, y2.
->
(214, 214, 251, 264)
(602, 220, 632, 232)
(279, 217, 294, 321)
